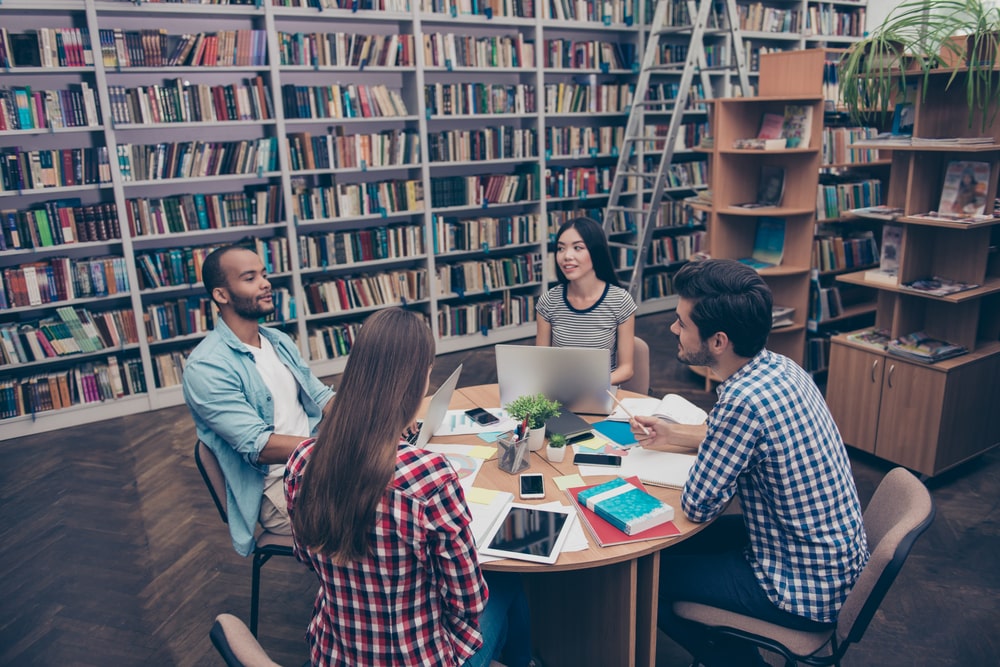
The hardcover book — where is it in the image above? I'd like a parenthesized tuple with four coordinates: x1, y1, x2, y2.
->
(566, 476, 680, 547)
(574, 476, 676, 537)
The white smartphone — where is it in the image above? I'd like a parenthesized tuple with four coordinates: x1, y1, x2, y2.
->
(518, 473, 545, 499)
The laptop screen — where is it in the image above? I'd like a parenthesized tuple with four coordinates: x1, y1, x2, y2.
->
(495, 345, 613, 415)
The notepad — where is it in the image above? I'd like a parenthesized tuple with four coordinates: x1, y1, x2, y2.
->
(606, 394, 708, 426)
(618, 449, 697, 489)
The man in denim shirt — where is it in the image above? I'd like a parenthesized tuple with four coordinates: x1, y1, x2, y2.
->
(183, 245, 334, 556)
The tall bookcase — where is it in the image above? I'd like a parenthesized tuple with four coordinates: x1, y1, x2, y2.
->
(825, 67, 1000, 477)
(0, 0, 866, 438)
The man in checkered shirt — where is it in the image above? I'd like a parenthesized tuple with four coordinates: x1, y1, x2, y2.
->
(633, 259, 869, 667)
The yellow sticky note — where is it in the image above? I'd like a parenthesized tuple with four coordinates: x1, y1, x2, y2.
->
(467, 445, 496, 460)
(466, 487, 499, 505)
(553, 474, 586, 491)
(575, 434, 609, 451)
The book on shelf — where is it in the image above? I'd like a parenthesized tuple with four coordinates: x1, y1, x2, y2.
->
(846, 327, 892, 350)
(887, 331, 967, 364)
(849, 205, 903, 221)
(902, 276, 980, 297)
(738, 217, 785, 269)
(747, 165, 784, 207)
(878, 223, 902, 275)
(566, 476, 680, 547)
(891, 102, 914, 136)
(757, 111, 785, 140)
(937, 160, 990, 217)
(782, 104, 813, 149)
(732, 137, 787, 150)
(573, 476, 675, 536)
(606, 393, 708, 426)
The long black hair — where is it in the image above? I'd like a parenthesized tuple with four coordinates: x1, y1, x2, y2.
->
(552, 216, 620, 287)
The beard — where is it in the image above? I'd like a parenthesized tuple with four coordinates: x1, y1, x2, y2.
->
(231, 292, 275, 320)
(677, 339, 714, 367)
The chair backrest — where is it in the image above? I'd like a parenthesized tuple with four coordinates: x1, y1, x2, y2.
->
(195, 440, 229, 525)
(621, 336, 651, 395)
(210, 613, 282, 667)
(836, 467, 935, 647)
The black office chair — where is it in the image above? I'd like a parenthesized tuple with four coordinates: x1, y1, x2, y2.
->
(673, 467, 935, 667)
(195, 440, 296, 637)
(210, 613, 281, 667)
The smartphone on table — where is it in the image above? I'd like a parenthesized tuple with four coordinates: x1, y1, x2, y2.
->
(572, 453, 622, 468)
(465, 407, 500, 426)
(519, 473, 545, 499)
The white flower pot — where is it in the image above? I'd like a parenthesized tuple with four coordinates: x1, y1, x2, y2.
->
(546, 445, 566, 463)
(527, 426, 546, 452)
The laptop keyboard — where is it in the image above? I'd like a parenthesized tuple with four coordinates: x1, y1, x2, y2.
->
(404, 421, 424, 444)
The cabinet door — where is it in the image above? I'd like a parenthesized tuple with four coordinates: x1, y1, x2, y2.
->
(875, 360, 946, 476)
(825, 342, 883, 453)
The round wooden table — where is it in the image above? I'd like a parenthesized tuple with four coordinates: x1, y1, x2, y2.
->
(425, 384, 710, 667)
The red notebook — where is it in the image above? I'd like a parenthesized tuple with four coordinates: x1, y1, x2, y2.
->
(566, 476, 680, 547)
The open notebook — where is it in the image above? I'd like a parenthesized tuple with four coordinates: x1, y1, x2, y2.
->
(618, 449, 697, 489)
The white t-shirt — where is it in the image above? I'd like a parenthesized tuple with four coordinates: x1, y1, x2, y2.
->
(249, 334, 310, 481)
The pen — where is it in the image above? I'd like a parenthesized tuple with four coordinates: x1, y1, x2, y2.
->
(606, 389, 651, 436)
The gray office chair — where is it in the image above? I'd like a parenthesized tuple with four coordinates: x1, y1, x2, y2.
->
(195, 440, 296, 637)
(210, 613, 281, 667)
(621, 336, 650, 395)
(673, 467, 935, 667)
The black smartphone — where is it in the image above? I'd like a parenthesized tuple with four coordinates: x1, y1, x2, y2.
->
(465, 407, 500, 426)
(573, 453, 623, 467)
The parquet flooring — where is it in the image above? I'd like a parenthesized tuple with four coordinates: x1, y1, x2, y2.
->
(0, 314, 997, 666)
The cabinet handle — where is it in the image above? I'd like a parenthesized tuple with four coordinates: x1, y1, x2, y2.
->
(887, 364, 895, 388)
(870, 359, 879, 384)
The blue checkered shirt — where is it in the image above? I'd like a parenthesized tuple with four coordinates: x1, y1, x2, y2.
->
(683, 350, 869, 622)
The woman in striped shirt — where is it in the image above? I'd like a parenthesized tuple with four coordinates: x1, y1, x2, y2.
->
(536, 216, 637, 385)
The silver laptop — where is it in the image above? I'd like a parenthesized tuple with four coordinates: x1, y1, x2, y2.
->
(409, 364, 463, 448)
(495, 345, 614, 415)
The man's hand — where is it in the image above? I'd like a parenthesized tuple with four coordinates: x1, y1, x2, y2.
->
(631, 415, 705, 452)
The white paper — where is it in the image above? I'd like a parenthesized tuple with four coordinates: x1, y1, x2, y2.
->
(432, 409, 518, 436)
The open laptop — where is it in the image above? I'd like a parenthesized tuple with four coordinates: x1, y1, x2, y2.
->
(407, 364, 462, 447)
(495, 345, 614, 415)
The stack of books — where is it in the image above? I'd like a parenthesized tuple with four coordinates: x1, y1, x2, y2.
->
(887, 331, 967, 363)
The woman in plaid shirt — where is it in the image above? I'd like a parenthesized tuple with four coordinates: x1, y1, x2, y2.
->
(285, 308, 532, 666)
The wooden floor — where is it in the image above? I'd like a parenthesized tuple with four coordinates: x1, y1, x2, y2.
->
(1, 314, 998, 666)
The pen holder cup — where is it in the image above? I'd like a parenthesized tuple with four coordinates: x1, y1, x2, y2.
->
(497, 434, 531, 474)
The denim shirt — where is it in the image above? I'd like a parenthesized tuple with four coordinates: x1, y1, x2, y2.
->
(182, 319, 334, 556)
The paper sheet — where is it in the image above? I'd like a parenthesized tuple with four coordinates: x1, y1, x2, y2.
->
(433, 409, 517, 436)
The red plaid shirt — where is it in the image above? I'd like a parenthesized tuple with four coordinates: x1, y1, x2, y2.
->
(285, 439, 488, 666)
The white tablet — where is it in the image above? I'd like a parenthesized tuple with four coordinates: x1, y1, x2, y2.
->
(479, 503, 576, 565)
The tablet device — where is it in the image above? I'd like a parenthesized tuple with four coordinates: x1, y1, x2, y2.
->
(479, 503, 576, 565)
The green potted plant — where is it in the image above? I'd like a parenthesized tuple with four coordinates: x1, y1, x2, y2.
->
(545, 433, 569, 463)
(839, 0, 1000, 130)
(504, 393, 561, 452)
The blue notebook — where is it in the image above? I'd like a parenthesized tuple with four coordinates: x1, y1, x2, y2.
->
(591, 420, 637, 446)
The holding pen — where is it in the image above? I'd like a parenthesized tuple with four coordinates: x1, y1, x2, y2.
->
(606, 389, 650, 437)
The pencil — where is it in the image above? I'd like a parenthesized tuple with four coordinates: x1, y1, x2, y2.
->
(606, 389, 651, 436)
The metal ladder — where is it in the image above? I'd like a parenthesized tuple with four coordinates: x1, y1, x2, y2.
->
(603, 0, 752, 299)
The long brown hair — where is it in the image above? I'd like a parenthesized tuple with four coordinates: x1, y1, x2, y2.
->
(292, 308, 435, 562)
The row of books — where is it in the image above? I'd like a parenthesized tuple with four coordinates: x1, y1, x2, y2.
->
(543, 166, 614, 198)
(135, 245, 241, 291)
(542, 82, 634, 114)
(424, 83, 536, 117)
(285, 0, 409, 10)
(435, 253, 542, 295)
(745, 44, 788, 73)
(437, 292, 537, 338)
(281, 84, 409, 120)
(642, 272, 676, 300)
(605, 200, 702, 234)
(544, 39, 634, 70)
(545, 125, 624, 158)
(806, 334, 831, 374)
(151, 349, 188, 390)
(420, 0, 534, 18)
(1, 256, 129, 310)
(430, 173, 538, 208)
(428, 127, 537, 163)
(0, 306, 140, 366)
(846, 328, 968, 364)
(809, 282, 845, 323)
(738, 3, 802, 33)
(303, 268, 428, 314)
(816, 178, 883, 221)
(644, 121, 711, 152)
(287, 130, 421, 172)
(0, 147, 112, 193)
(107, 77, 274, 125)
(424, 33, 534, 69)
(646, 82, 708, 111)
(821, 127, 883, 166)
(812, 231, 879, 273)
(544, 0, 633, 23)
(290, 178, 425, 221)
(0, 357, 147, 420)
(547, 207, 603, 235)
(298, 225, 426, 268)
(116, 139, 279, 182)
(647, 230, 707, 266)
(802, 4, 866, 38)
(97, 28, 268, 68)
(433, 214, 541, 254)
(658, 42, 728, 69)
(2, 201, 120, 251)
(0, 28, 94, 69)
(124, 186, 282, 238)
(663, 160, 709, 190)
(278, 32, 415, 68)
(0, 84, 102, 132)
(307, 320, 363, 360)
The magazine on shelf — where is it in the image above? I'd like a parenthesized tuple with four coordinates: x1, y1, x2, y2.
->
(733, 137, 787, 150)
(737, 165, 785, 207)
(891, 102, 914, 136)
(937, 161, 990, 217)
(849, 205, 903, 221)
(772, 305, 795, 328)
(738, 217, 785, 269)
(887, 331, 967, 363)
(781, 104, 813, 148)
(757, 112, 785, 140)
(846, 327, 892, 350)
(902, 276, 980, 297)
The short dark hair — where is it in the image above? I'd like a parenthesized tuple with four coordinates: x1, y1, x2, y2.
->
(673, 259, 772, 358)
(202, 245, 251, 303)
(552, 216, 620, 286)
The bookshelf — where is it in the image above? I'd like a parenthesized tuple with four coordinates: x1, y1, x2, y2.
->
(824, 67, 1000, 477)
